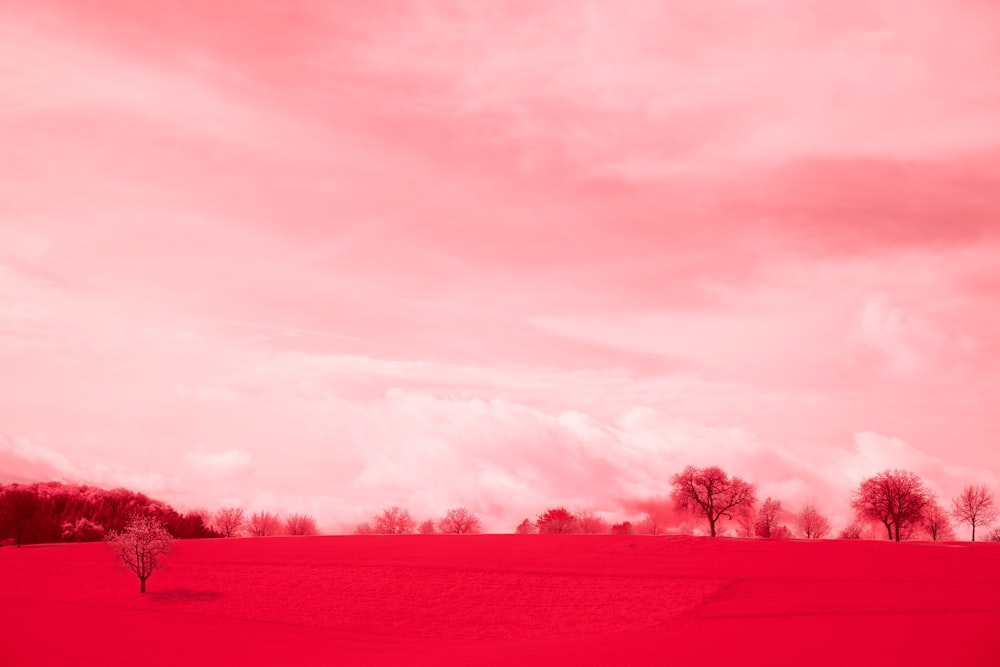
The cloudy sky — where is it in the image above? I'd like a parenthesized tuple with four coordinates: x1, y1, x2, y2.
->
(2, 0, 999, 535)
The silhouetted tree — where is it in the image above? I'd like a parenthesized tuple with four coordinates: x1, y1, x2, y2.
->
(754, 497, 782, 538)
(374, 506, 415, 534)
(284, 513, 318, 536)
(106, 515, 173, 593)
(1, 485, 40, 546)
(838, 522, 864, 540)
(951, 484, 997, 542)
(515, 518, 537, 534)
(611, 521, 634, 535)
(921, 501, 954, 541)
(354, 522, 375, 535)
(671, 466, 756, 537)
(438, 507, 482, 534)
(247, 511, 281, 537)
(988, 527, 1000, 542)
(851, 469, 931, 542)
(796, 504, 831, 539)
(418, 519, 436, 534)
(213, 506, 245, 538)
(576, 510, 609, 534)
(537, 507, 578, 534)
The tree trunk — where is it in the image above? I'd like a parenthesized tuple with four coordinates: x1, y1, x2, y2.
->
(894, 524, 901, 542)
(140, 577, 146, 593)
(709, 517, 716, 537)
(972, 524, 976, 542)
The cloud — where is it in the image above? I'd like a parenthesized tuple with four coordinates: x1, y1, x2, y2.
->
(182, 444, 253, 477)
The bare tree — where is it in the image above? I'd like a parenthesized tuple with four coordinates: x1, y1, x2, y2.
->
(438, 507, 482, 534)
(284, 513, 319, 536)
(922, 501, 954, 541)
(951, 484, 997, 542)
(213, 506, 245, 538)
(374, 506, 416, 534)
(246, 511, 281, 537)
(797, 504, 831, 539)
(515, 518, 537, 534)
(576, 510, 610, 535)
(734, 502, 756, 538)
(417, 519, 436, 534)
(106, 515, 173, 593)
(537, 507, 578, 534)
(671, 466, 756, 537)
(838, 522, 864, 539)
(754, 497, 782, 538)
(852, 470, 931, 542)
(354, 522, 375, 535)
(636, 512, 669, 535)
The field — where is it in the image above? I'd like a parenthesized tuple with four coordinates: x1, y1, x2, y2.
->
(2, 535, 999, 665)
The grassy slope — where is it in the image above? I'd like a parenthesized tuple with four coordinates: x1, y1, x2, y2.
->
(2, 535, 999, 666)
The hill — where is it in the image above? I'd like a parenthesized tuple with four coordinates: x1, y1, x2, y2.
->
(2, 535, 999, 665)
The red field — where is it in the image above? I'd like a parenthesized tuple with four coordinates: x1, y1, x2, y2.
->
(2, 535, 999, 665)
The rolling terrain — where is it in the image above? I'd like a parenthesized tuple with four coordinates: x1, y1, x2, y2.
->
(2, 535, 999, 665)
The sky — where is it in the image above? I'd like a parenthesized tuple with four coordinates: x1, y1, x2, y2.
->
(2, 0, 1000, 536)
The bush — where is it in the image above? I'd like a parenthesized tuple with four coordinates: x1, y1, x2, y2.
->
(611, 521, 634, 535)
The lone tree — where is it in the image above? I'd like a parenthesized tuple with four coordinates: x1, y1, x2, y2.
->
(922, 501, 954, 541)
(537, 507, 578, 534)
(284, 513, 319, 536)
(247, 511, 281, 537)
(213, 506, 245, 538)
(438, 507, 482, 534)
(374, 506, 416, 534)
(670, 466, 756, 537)
(106, 515, 173, 593)
(754, 497, 782, 538)
(796, 504, 831, 539)
(576, 510, 610, 535)
(951, 484, 997, 542)
(851, 469, 931, 542)
(515, 518, 537, 534)
(418, 520, 437, 534)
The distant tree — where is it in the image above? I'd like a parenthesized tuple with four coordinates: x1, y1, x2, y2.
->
(418, 519, 437, 534)
(851, 469, 931, 542)
(951, 484, 998, 542)
(106, 515, 173, 593)
(636, 512, 669, 535)
(611, 521, 634, 535)
(576, 510, 610, 535)
(284, 513, 319, 536)
(988, 527, 1000, 542)
(374, 506, 416, 535)
(838, 522, 864, 540)
(247, 511, 282, 537)
(213, 506, 245, 538)
(537, 507, 578, 534)
(796, 504, 831, 539)
(921, 501, 954, 541)
(734, 502, 756, 538)
(515, 518, 537, 535)
(438, 507, 482, 534)
(671, 466, 756, 537)
(0, 485, 40, 546)
(753, 497, 782, 538)
(60, 518, 106, 542)
(354, 522, 375, 535)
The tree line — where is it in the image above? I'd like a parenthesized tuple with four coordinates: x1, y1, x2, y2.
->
(4, 467, 999, 547)
(0, 482, 321, 547)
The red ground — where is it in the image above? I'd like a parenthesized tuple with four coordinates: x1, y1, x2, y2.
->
(2, 535, 998, 665)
